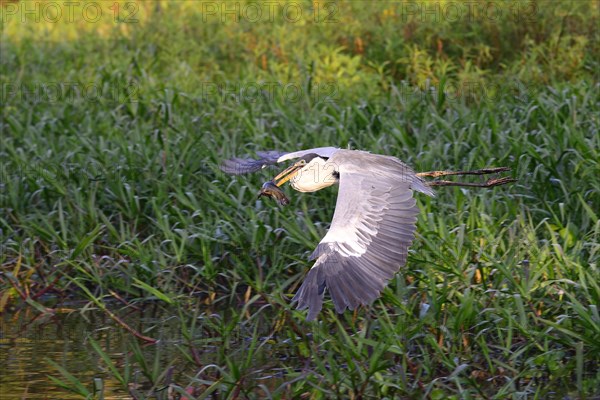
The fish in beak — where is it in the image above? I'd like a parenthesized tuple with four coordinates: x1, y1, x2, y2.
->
(257, 181, 290, 205)
(256, 160, 306, 205)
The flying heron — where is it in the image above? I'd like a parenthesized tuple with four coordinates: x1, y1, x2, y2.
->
(221, 147, 514, 320)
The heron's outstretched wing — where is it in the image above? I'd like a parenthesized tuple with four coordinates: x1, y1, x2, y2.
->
(292, 152, 432, 320)
(220, 150, 288, 175)
(277, 147, 339, 162)
(220, 147, 340, 175)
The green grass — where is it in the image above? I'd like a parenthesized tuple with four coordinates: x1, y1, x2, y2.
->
(1, 0, 599, 398)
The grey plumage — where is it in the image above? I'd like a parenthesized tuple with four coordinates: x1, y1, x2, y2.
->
(221, 147, 434, 320)
(220, 150, 288, 175)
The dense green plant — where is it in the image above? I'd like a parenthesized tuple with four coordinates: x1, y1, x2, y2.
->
(1, 0, 599, 398)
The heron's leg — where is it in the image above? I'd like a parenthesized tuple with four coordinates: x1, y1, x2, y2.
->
(417, 167, 516, 188)
(426, 176, 516, 188)
(416, 167, 511, 178)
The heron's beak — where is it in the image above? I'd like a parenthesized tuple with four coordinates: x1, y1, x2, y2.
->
(274, 161, 305, 187)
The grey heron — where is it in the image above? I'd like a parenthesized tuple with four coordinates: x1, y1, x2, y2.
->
(221, 147, 514, 320)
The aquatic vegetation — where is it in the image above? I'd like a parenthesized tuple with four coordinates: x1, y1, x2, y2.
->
(1, 0, 599, 398)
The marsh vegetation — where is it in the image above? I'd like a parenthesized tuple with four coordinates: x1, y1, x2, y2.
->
(1, 1, 599, 398)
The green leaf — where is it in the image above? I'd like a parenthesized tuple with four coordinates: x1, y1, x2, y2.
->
(132, 278, 174, 304)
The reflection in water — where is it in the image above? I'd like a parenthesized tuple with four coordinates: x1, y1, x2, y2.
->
(0, 301, 192, 399)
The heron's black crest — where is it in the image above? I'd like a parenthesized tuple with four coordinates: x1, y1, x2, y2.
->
(301, 153, 326, 163)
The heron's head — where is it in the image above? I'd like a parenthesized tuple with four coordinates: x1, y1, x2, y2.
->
(273, 153, 326, 187)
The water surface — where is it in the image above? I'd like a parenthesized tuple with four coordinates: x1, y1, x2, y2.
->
(1, 301, 197, 399)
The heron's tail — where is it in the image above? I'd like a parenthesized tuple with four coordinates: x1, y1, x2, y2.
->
(412, 176, 436, 197)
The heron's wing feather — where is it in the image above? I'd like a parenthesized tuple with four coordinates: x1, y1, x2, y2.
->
(277, 147, 340, 162)
(292, 164, 424, 320)
(220, 151, 288, 175)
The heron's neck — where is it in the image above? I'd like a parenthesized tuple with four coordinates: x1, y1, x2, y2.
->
(291, 158, 338, 193)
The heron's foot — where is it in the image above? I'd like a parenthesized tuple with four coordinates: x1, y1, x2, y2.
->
(416, 166, 512, 178)
(418, 167, 516, 188)
(427, 176, 517, 188)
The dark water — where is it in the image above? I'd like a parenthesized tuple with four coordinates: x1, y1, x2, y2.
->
(0, 301, 197, 399)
